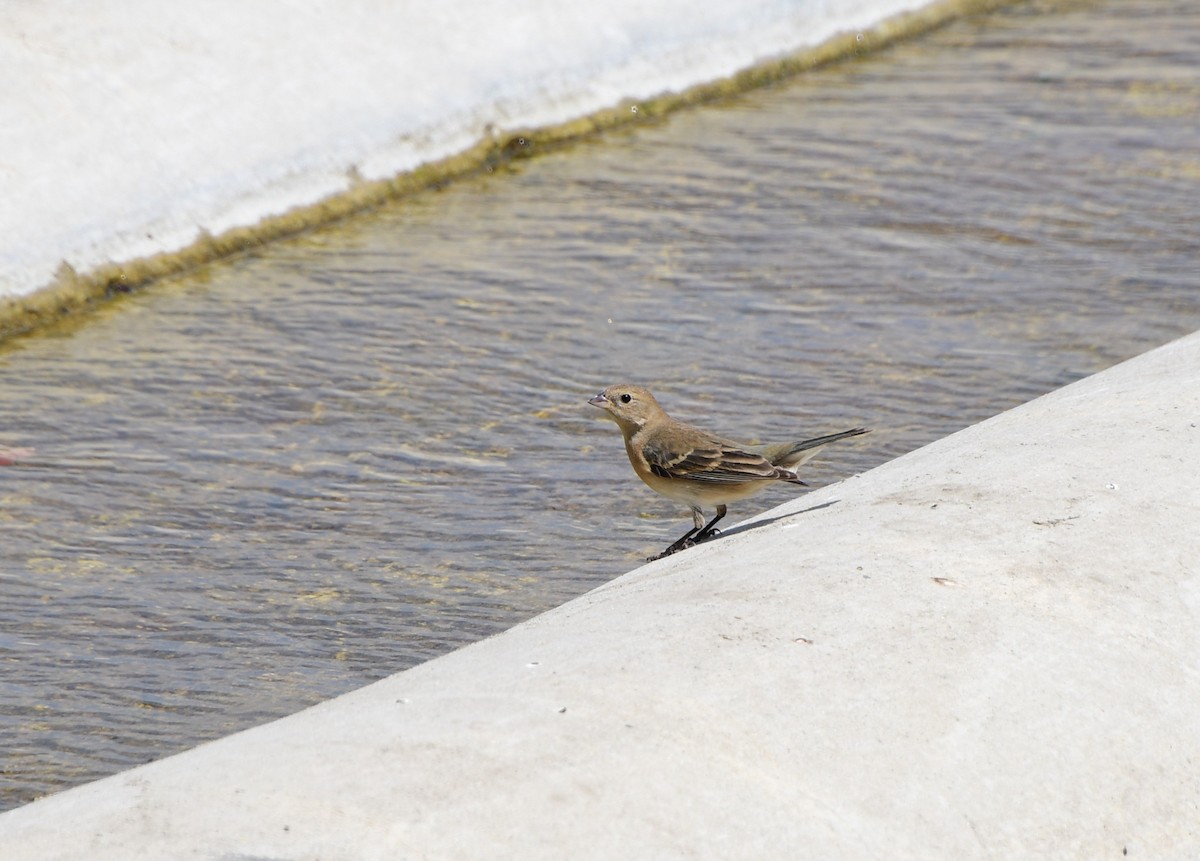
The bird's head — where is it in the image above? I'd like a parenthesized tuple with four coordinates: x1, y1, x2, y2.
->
(588, 384, 665, 434)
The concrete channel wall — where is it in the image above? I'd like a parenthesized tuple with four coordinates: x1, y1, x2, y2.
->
(1, 331, 1197, 858)
(3, 0, 991, 341)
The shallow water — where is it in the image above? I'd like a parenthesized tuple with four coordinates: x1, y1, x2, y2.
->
(2, 0, 1198, 810)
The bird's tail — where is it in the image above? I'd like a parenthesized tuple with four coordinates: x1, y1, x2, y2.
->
(762, 427, 869, 468)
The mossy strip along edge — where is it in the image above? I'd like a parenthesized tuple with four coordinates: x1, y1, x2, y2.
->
(0, 0, 1022, 344)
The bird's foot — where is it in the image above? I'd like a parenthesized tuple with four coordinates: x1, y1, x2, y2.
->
(694, 527, 722, 544)
(646, 538, 697, 562)
(647, 530, 727, 561)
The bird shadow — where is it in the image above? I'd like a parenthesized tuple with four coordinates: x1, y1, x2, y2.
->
(643, 499, 842, 562)
(716, 499, 841, 541)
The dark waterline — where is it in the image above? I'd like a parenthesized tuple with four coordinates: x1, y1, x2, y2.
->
(2, 0, 1198, 810)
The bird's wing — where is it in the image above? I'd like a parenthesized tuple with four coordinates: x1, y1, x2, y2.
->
(644, 435, 786, 484)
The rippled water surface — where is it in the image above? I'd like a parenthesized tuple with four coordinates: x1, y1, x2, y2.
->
(2, 0, 1198, 810)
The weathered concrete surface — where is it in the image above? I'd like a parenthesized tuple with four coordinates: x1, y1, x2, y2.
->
(2, 331, 1198, 860)
(2, 0, 954, 341)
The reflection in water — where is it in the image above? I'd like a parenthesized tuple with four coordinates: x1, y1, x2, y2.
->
(2, 0, 1199, 810)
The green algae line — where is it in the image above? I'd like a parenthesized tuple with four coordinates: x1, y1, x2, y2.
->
(0, 0, 1023, 344)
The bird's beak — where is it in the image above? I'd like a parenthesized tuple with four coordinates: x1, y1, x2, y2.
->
(588, 393, 610, 408)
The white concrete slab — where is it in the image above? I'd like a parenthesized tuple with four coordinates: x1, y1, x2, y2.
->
(1, 0, 935, 303)
(2, 330, 1198, 859)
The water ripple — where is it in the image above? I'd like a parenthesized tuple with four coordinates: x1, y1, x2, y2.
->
(2, 0, 1199, 810)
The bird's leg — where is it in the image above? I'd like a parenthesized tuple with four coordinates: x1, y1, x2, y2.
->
(646, 506, 706, 561)
(647, 525, 702, 561)
(648, 506, 728, 561)
(693, 504, 727, 544)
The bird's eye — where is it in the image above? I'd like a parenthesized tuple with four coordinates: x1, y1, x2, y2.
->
(619, 393, 633, 404)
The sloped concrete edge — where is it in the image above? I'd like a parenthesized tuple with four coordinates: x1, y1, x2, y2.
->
(1, 330, 1198, 860)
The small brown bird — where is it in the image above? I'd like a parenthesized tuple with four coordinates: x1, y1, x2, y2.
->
(589, 384, 867, 559)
